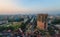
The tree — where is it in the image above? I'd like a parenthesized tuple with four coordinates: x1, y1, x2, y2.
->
(51, 19, 60, 24)
(19, 23, 26, 32)
(0, 26, 5, 32)
(47, 26, 55, 35)
(7, 26, 15, 31)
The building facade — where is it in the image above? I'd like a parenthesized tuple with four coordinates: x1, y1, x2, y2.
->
(37, 14, 48, 30)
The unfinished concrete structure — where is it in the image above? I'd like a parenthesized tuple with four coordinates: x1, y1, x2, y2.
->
(37, 14, 48, 30)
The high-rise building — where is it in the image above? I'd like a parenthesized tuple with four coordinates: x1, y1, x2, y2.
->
(37, 14, 48, 30)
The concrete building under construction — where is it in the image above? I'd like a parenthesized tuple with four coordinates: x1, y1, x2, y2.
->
(37, 14, 48, 30)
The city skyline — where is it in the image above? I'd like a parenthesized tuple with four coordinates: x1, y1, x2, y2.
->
(0, 0, 60, 14)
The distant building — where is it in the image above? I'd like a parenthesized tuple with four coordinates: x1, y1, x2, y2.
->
(56, 16, 60, 19)
(37, 14, 48, 30)
(0, 20, 8, 25)
(55, 25, 60, 29)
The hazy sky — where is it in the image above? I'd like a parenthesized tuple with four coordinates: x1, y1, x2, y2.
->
(0, 0, 60, 14)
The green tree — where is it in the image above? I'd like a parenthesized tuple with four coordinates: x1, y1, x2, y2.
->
(0, 26, 5, 32)
(47, 26, 55, 35)
(51, 19, 60, 24)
